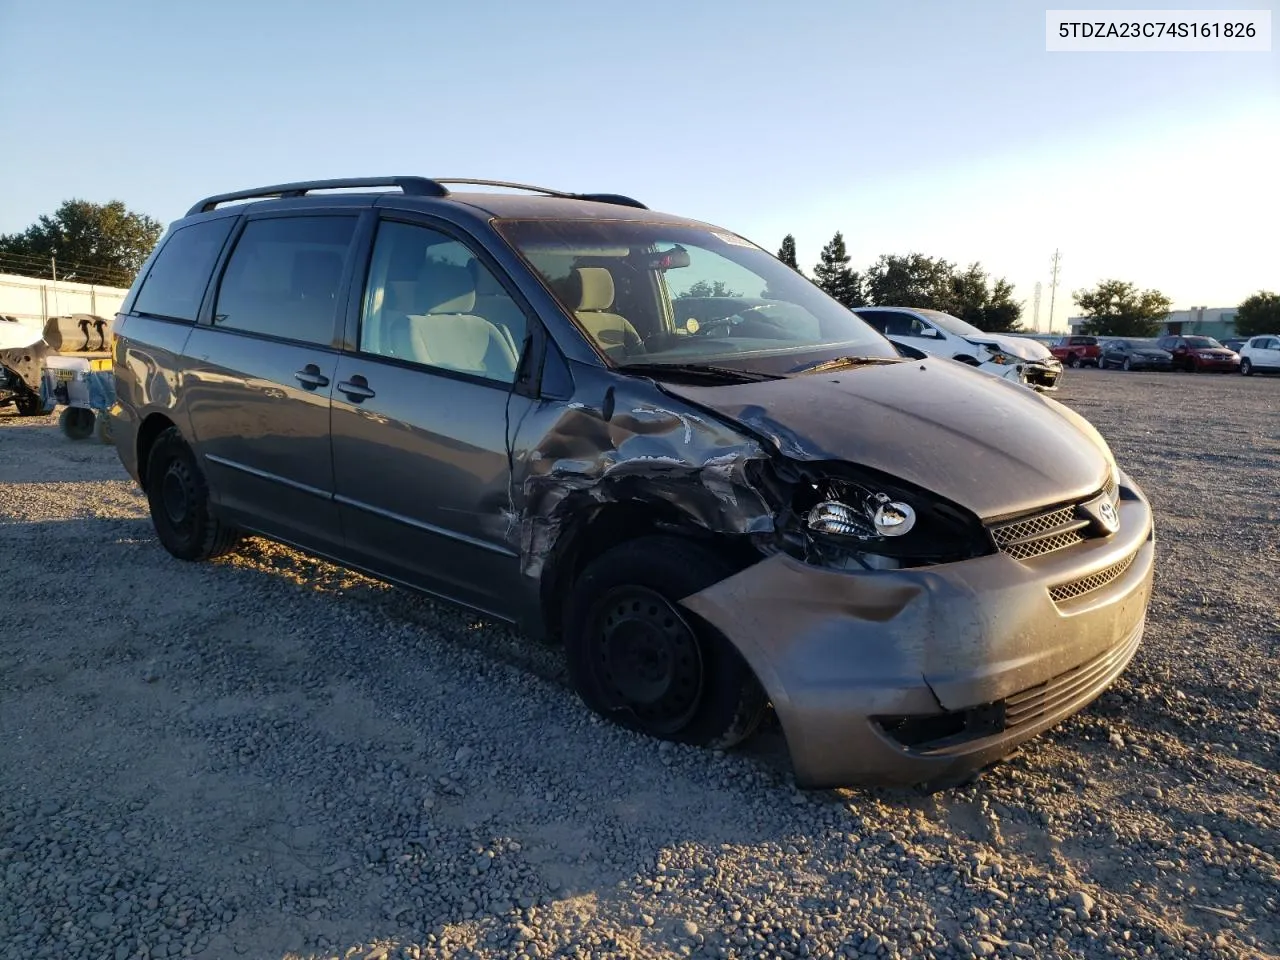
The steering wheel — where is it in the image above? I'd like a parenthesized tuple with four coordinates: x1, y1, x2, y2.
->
(689, 303, 777, 337)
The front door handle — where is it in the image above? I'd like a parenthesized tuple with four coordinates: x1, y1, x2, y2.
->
(337, 375, 375, 403)
(295, 364, 330, 390)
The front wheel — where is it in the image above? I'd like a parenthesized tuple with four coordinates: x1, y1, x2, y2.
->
(1241, 359, 1253, 376)
(144, 426, 241, 561)
(564, 536, 767, 749)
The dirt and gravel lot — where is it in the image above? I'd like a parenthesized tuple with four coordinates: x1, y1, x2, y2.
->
(1, 368, 1277, 960)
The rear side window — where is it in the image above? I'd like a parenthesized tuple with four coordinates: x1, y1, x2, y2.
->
(133, 218, 235, 322)
(212, 216, 356, 345)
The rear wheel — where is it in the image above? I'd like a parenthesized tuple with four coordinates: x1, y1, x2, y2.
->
(1122, 357, 1133, 371)
(1241, 358, 1253, 376)
(564, 536, 767, 749)
(144, 426, 241, 561)
(1068, 353, 1082, 368)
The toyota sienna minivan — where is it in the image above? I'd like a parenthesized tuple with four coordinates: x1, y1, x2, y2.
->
(109, 176, 1155, 788)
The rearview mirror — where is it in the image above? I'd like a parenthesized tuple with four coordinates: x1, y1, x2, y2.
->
(646, 246, 691, 270)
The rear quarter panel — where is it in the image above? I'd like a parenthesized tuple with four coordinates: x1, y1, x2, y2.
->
(111, 314, 196, 482)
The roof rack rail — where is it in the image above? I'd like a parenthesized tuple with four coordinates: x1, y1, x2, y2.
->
(187, 176, 449, 216)
(433, 179, 648, 210)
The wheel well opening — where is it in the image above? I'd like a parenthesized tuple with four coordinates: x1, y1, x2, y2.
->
(135, 413, 175, 490)
(539, 501, 757, 643)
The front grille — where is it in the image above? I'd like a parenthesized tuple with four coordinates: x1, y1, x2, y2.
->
(1048, 550, 1137, 604)
(990, 473, 1121, 562)
(1004, 623, 1143, 730)
(990, 505, 1085, 560)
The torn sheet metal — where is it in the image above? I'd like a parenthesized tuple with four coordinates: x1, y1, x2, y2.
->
(511, 374, 779, 579)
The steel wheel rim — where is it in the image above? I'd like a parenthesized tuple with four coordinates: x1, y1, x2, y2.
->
(160, 459, 196, 533)
(591, 586, 704, 734)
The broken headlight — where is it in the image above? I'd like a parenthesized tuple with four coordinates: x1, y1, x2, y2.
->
(787, 468, 993, 571)
(984, 346, 1020, 366)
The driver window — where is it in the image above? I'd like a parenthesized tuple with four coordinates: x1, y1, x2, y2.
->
(360, 221, 525, 383)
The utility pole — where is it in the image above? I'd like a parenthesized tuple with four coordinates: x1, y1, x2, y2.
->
(1032, 282, 1042, 332)
(50, 254, 57, 282)
(1047, 250, 1061, 331)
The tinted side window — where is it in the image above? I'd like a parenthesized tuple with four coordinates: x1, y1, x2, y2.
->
(133, 218, 235, 322)
(358, 220, 524, 384)
(856, 311, 889, 333)
(212, 216, 356, 345)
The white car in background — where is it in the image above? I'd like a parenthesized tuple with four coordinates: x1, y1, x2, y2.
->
(853, 306, 1063, 392)
(1238, 334, 1280, 376)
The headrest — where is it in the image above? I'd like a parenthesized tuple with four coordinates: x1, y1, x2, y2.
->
(571, 267, 615, 311)
(291, 250, 343, 300)
(415, 261, 476, 314)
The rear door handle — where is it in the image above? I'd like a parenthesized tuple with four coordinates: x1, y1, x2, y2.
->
(295, 364, 330, 390)
(337, 375, 375, 402)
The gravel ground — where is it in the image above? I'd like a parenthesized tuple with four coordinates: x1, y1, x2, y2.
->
(1, 368, 1277, 960)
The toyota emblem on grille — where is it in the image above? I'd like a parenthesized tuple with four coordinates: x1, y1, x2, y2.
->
(1096, 499, 1119, 534)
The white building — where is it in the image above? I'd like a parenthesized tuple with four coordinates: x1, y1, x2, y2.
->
(0, 272, 129, 331)
(1067, 305, 1239, 340)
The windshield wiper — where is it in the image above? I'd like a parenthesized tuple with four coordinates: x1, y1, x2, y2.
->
(789, 355, 905, 374)
(617, 361, 784, 383)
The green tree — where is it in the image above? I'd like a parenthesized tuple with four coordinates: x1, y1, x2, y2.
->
(864, 252, 953, 308)
(1234, 291, 1280, 338)
(777, 234, 800, 272)
(939, 263, 1024, 332)
(0, 199, 162, 287)
(812, 231, 864, 307)
(980, 277, 1024, 333)
(676, 279, 742, 299)
(1072, 279, 1171, 337)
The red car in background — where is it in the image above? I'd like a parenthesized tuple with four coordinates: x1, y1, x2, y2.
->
(1051, 335, 1102, 368)
(1156, 335, 1241, 372)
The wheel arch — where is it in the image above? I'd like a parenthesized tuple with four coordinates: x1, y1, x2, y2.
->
(135, 412, 178, 491)
(538, 499, 760, 643)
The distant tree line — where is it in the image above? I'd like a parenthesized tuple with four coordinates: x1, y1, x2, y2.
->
(0, 199, 162, 288)
(774, 232, 1025, 333)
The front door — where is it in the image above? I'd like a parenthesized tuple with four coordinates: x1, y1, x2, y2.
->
(181, 213, 358, 550)
(330, 217, 534, 619)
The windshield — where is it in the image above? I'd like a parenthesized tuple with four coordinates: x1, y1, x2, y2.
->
(495, 219, 896, 371)
(911, 309, 987, 338)
(1185, 336, 1222, 348)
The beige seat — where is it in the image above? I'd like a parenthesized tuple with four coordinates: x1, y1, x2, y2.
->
(387, 262, 518, 381)
(571, 267, 642, 359)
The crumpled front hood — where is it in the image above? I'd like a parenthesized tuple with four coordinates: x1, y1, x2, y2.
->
(965, 334, 1054, 362)
(660, 359, 1112, 520)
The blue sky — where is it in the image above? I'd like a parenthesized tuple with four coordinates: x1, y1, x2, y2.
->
(0, 0, 1275, 329)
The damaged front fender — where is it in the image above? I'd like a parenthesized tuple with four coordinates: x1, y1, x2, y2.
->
(512, 370, 782, 581)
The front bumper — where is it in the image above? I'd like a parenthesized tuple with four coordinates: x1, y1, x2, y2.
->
(1194, 357, 1239, 371)
(1022, 360, 1062, 392)
(682, 475, 1155, 789)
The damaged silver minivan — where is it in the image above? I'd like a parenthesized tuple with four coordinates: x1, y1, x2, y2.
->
(109, 177, 1155, 789)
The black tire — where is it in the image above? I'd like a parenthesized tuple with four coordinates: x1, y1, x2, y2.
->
(13, 392, 44, 417)
(1122, 357, 1133, 372)
(144, 426, 241, 561)
(1241, 358, 1253, 376)
(59, 407, 96, 440)
(1068, 353, 1082, 368)
(564, 536, 767, 750)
